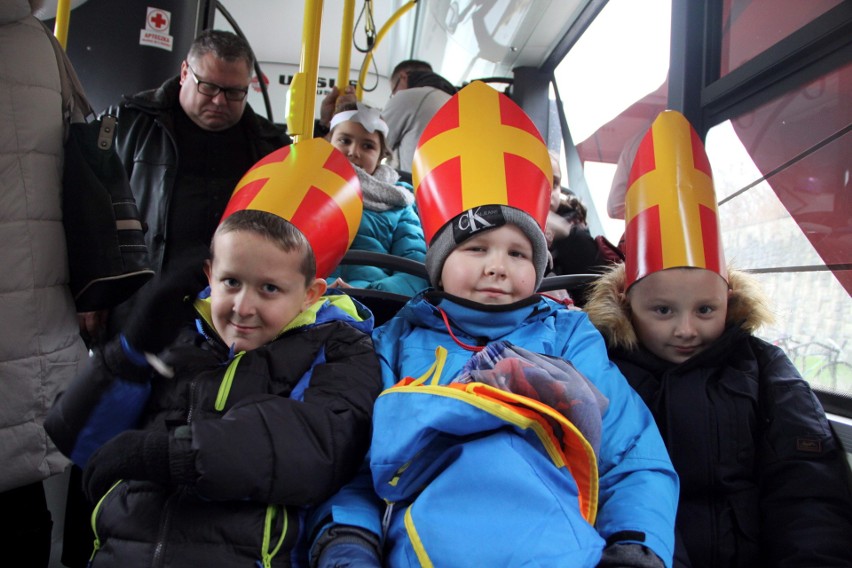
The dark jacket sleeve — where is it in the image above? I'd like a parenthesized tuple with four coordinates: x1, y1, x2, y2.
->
(188, 322, 382, 505)
(755, 340, 852, 566)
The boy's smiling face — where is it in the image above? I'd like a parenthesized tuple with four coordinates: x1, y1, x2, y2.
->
(627, 268, 730, 364)
(205, 230, 326, 351)
(439, 224, 537, 305)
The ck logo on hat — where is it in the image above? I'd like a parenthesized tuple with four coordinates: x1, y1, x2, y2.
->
(452, 205, 506, 243)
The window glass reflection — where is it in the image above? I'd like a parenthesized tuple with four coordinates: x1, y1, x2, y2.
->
(706, 61, 851, 396)
(720, 0, 841, 75)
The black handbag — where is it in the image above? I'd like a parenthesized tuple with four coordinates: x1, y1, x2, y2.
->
(46, 23, 154, 311)
(61, 115, 154, 311)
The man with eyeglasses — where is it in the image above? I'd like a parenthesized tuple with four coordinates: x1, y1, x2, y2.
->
(380, 60, 456, 177)
(96, 29, 291, 337)
(89, 29, 294, 341)
(109, 29, 291, 282)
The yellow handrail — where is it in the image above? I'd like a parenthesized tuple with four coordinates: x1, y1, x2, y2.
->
(355, 0, 418, 100)
(53, 0, 72, 49)
(287, 0, 324, 141)
(337, 0, 356, 93)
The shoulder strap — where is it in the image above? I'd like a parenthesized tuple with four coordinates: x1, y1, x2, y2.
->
(40, 20, 94, 132)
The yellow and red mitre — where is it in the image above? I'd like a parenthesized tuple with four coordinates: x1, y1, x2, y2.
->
(624, 110, 727, 289)
(221, 138, 362, 278)
(412, 80, 552, 245)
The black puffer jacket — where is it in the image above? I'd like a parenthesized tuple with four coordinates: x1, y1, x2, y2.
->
(611, 330, 852, 567)
(46, 294, 382, 567)
(113, 76, 291, 272)
(586, 266, 852, 568)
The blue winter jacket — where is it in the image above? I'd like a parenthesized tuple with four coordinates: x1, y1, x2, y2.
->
(328, 165, 427, 296)
(313, 292, 678, 567)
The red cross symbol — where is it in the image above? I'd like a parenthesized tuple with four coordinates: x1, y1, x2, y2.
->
(148, 10, 169, 31)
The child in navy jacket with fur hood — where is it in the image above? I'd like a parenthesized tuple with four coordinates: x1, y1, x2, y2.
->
(584, 110, 852, 568)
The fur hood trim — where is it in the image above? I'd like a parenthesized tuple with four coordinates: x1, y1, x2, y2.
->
(584, 265, 775, 351)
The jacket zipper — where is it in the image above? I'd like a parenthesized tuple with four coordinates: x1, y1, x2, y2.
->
(216, 351, 245, 411)
(186, 376, 200, 425)
(150, 491, 178, 568)
(403, 504, 434, 568)
(261, 504, 289, 567)
(88, 480, 123, 563)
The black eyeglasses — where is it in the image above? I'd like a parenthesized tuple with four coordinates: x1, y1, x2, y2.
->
(186, 63, 249, 102)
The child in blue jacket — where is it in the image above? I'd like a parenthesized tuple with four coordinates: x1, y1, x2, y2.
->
(326, 103, 428, 296)
(310, 82, 678, 568)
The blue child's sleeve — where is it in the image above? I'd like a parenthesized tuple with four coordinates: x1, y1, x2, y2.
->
(307, 318, 407, 562)
(560, 312, 679, 568)
(307, 457, 385, 560)
(44, 339, 152, 467)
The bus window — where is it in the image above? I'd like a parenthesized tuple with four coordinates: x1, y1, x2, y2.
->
(720, 0, 844, 76)
(706, 60, 852, 398)
(553, 0, 671, 243)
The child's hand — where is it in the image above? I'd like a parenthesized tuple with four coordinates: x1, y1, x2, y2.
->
(319, 87, 341, 126)
(77, 309, 108, 347)
(318, 542, 381, 568)
(83, 430, 170, 502)
(123, 253, 208, 354)
(328, 277, 353, 289)
(320, 85, 359, 126)
(334, 85, 358, 113)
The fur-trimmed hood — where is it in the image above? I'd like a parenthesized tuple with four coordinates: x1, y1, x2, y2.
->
(584, 264, 775, 351)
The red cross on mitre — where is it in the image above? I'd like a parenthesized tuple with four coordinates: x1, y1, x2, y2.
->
(623, 111, 726, 289)
(221, 139, 362, 278)
(412, 81, 552, 244)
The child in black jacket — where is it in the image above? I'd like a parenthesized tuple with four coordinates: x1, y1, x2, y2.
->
(585, 110, 852, 568)
(46, 140, 382, 567)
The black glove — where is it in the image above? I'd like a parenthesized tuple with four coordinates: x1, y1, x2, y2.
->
(83, 430, 171, 502)
(314, 525, 382, 568)
(123, 252, 208, 354)
(318, 542, 381, 568)
(596, 543, 665, 568)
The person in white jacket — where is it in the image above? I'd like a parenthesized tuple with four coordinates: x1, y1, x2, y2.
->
(0, 1, 88, 565)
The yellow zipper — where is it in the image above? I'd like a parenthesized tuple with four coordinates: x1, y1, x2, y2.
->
(404, 504, 434, 568)
(216, 351, 245, 411)
(261, 504, 288, 568)
(88, 479, 122, 562)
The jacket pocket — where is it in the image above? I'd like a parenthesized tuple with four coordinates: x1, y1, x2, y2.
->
(382, 432, 605, 567)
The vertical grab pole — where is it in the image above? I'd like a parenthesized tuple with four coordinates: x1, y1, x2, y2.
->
(288, 0, 324, 142)
(53, 0, 72, 49)
(355, 0, 418, 100)
(337, 0, 356, 94)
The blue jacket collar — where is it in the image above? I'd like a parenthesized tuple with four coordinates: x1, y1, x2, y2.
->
(402, 291, 554, 342)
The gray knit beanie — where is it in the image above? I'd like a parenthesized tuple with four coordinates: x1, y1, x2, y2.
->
(425, 204, 548, 291)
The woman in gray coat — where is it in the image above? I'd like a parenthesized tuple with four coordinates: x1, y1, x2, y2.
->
(0, 1, 89, 565)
